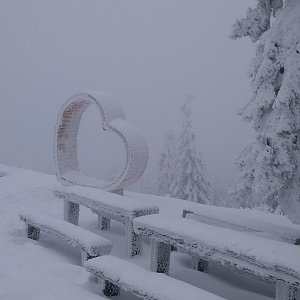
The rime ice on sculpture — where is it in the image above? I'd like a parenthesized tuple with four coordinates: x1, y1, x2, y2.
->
(54, 92, 148, 193)
(54, 92, 149, 228)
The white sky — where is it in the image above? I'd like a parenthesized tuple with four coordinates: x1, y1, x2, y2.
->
(0, 0, 256, 190)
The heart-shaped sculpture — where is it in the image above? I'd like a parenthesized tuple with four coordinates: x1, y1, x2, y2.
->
(54, 92, 148, 192)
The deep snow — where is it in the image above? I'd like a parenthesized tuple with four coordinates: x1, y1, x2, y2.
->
(0, 164, 279, 299)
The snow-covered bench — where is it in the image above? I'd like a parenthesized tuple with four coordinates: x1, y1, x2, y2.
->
(134, 214, 300, 300)
(182, 207, 300, 244)
(20, 213, 113, 264)
(182, 207, 300, 273)
(85, 255, 224, 299)
(54, 185, 159, 257)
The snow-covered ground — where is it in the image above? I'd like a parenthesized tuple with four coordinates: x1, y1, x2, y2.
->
(0, 164, 277, 299)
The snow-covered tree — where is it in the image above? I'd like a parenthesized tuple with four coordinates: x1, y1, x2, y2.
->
(230, 0, 283, 42)
(157, 131, 177, 196)
(230, 0, 300, 221)
(171, 97, 212, 204)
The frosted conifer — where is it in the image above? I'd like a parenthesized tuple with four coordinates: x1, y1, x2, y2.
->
(231, 0, 283, 42)
(157, 131, 177, 196)
(171, 97, 212, 204)
(231, 0, 300, 221)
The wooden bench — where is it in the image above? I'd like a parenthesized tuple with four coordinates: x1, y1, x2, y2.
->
(182, 207, 300, 273)
(85, 255, 224, 299)
(54, 185, 159, 257)
(134, 214, 300, 300)
(182, 207, 300, 244)
(127, 192, 300, 243)
(20, 213, 113, 264)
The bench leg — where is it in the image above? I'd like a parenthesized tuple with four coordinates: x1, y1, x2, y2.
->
(150, 240, 171, 274)
(64, 200, 79, 225)
(126, 220, 142, 257)
(102, 280, 120, 297)
(191, 257, 209, 272)
(171, 245, 177, 251)
(27, 225, 40, 240)
(98, 215, 110, 231)
(276, 281, 297, 300)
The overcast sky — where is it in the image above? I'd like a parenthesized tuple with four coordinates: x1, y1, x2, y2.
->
(0, 0, 256, 191)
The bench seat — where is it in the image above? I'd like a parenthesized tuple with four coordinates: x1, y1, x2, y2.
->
(20, 212, 112, 263)
(85, 255, 224, 300)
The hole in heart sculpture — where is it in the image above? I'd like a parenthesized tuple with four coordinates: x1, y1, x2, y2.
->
(54, 92, 148, 192)
(77, 105, 127, 184)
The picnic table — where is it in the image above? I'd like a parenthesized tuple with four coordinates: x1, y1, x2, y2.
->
(134, 213, 300, 300)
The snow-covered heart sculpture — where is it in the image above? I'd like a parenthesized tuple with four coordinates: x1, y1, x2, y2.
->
(54, 92, 148, 192)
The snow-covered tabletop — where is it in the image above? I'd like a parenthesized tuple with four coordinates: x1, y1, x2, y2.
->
(134, 213, 300, 286)
(128, 192, 300, 243)
(55, 185, 159, 219)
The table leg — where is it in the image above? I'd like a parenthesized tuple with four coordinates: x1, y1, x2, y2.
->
(64, 200, 79, 225)
(98, 215, 110, 231)
(191, 257, 209, 272)
(150, 239, 171, 274)
(126, 220, 142, 257)
(276, 281, 298, 300)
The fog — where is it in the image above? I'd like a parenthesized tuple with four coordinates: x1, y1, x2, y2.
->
(0, 0, 256, 191)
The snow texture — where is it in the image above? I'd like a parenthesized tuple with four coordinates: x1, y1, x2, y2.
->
(85, 255, 225, 300)
(134, 214, 300, 286)
(128, 191, 300, 244)
(231, 0, 300, 222)
(170, 97, 212, 204)
(54, 92, 148, 192)
(231, 0, 283, 42)
(55, 185, 159, 220)
(150, 239, 171, 274)
(183, 208, 300, 244)
(20, 212, 112, 263)
(55, 185, 159, 257)
(157, 130, 177, 196)
(0, 164, 277, 299)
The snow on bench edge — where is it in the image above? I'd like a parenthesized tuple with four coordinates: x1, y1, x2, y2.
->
(55, 185, 159, 216)
(183, 208, 300, 243)
(127, 192, 300, 242)
(134, 214, 300, 279)
(85, 255, 224, 300)
(20, 212, 112, 256)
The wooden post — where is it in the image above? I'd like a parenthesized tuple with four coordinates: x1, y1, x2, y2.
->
(102, 280, 120, 297)
(276, 281, 297, 300)
(191, 257, 209, 272)
(64, 200, 79, 225)
(98, 215, 110, 231)
(27, 225, 40, 240)
(150, 239, 171, 274)
(126, 220, 142, 257)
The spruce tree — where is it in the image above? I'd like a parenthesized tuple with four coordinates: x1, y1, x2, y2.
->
(230, 0, 300, 221)
(171, 97, 212, 204)
(157, 131, 176, 196)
